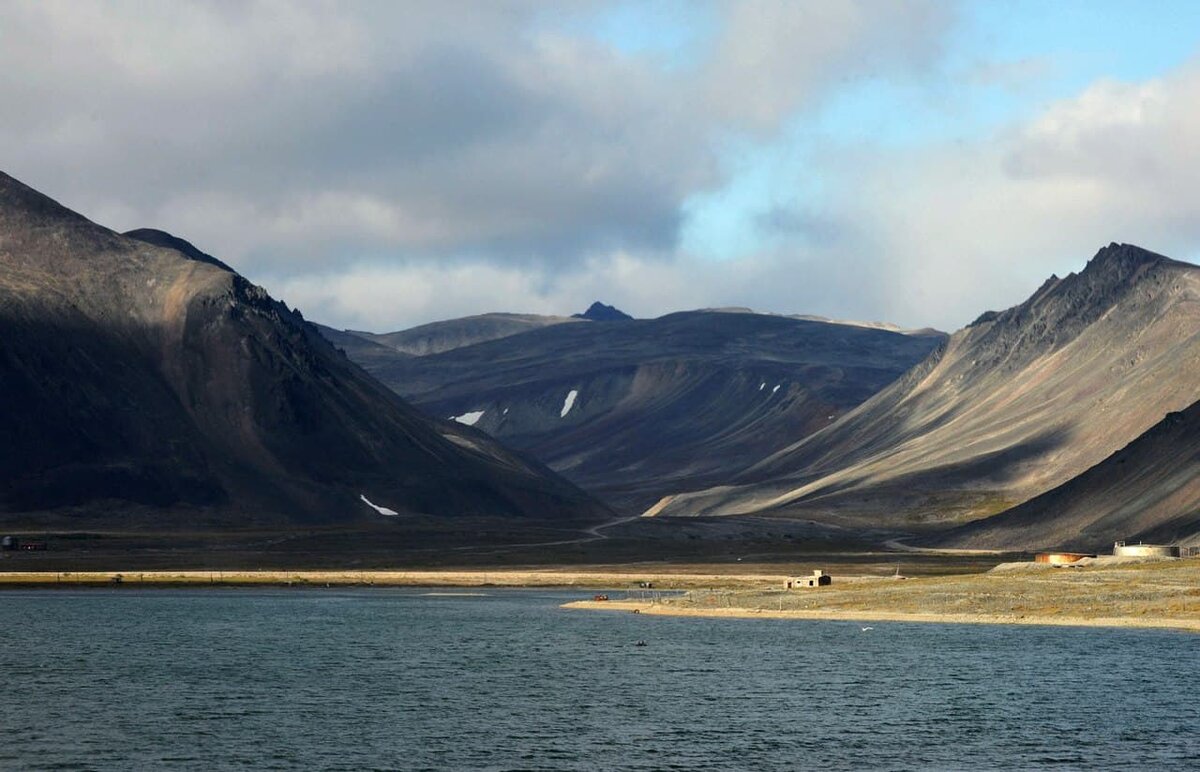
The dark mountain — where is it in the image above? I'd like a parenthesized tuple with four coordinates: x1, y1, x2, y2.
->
(123, 227, 235, 272)
(573, 301, 633, 322)
(351, 312, 583, 356)
(652, 244, 1200, 539)
(0, 172, 610, 530)
(936, 399, 1200, 551)
(311, 322, 415, 371)
(321, 311, 943, 511)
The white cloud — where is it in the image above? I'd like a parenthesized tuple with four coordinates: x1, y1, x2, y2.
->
(0, 1, 950, 304)
(704, 0, 950, 129)
(18, 1, 1199, 336)
(797, 60, 1200, 329)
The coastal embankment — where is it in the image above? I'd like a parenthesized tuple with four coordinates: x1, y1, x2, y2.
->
(563, 558, 1200, 632)
(0, 568, 788, 590)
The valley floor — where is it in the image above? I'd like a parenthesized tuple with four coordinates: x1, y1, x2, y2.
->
(0, 517, 1014, 572)
(563, 558, 1200, 632)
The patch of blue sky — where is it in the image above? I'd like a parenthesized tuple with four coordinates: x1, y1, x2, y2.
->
(682, 0, 1200, 262)
(546, 0, 716, 70)
(818, 0, 1200, 148)
(960, 0, 1200, 85)
(680, 134, 826, 261)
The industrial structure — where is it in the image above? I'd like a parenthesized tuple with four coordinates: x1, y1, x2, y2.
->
(1113, 541, 1180, 558)
(786, 570, 831, 589)
(1034, 552, 1094, 566)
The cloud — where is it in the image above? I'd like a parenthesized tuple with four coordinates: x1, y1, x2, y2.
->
(21, 1, 1196, 336)
(271, 242, 891, 333)
(791, 58, 1200, 328)
(0, 0, 951, 326)
(703, 0, 950, 129)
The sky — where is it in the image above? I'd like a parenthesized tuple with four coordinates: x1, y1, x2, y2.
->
(5, 0, 1200, 332)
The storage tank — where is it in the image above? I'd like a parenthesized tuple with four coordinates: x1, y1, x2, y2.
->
(1034, 552, 1093, 565)
(1113, 541, 1179, 558)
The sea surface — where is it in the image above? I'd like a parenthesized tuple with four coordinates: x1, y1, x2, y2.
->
(0, 588, 1197, 771)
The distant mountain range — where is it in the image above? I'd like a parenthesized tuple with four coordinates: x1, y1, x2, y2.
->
(318, 309, 944, 510)
(650, 243, 1200, 549)
(5, 169, 1198, 556)
(0, 171, 610, 531)
(338, 313, 588, 357)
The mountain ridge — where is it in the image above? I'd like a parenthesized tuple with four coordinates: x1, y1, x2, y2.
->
(650, 242, 1200, 537)
(0, 171, 610, 530)
(320, 309, 944, 511)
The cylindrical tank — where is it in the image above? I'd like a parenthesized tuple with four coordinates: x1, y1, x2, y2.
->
(1113, 542, 1179, 558)
(1035, 552, 1093, 565)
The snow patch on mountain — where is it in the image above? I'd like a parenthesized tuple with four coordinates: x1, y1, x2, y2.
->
(360, 494, 399, 516)
(561, 389, 579, 418)
(451, 410, 485, 426)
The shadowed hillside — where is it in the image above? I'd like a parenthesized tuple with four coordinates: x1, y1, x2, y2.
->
(343, 313, 585, 357)
(0, 172, 610, 531)
(653, 244, 1200, 533)
(934, 398, 1200, 551)
(321, 311, 942, 511)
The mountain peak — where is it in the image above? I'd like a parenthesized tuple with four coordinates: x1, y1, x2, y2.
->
(573, 301, 633, 322)
(1085, 242, 1173, 275)
(968, 242, 1191, 334)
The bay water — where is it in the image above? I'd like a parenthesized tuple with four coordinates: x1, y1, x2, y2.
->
(0, 588, 1196, 770)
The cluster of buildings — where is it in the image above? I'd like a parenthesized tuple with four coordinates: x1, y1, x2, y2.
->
(1034, 540, 1186, 566)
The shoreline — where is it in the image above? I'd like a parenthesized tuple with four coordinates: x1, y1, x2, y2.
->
(9, 561, 1200, 635)
(0, 568, 786, 590)
(561, 599, 1200, 632)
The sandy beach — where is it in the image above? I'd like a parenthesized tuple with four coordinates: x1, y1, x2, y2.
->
(563, 557, 1200, 632)
(562, 600, 1200, 632)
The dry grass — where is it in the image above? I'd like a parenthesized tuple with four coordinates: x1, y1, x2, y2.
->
(564, 558, 1200, 632)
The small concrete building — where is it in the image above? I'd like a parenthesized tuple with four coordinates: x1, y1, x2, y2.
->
(786, 570, 831, 589)
(1113, 541, 1179, 558)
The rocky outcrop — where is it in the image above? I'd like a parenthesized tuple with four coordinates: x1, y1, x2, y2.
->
(573, 301, 633, 322)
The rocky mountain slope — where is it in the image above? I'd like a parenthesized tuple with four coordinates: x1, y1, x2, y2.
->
(935, 398, 1200, 551)
(123, 228, 235, 272)
(309, 322, 417, 372)
(344, 312, 585, 357)
(322, 311, 943, 511)
(0, 172, 610, 530)
(652, 244, 1200, 533)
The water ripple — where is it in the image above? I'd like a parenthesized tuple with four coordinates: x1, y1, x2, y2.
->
(0, 589, 1196, 770)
